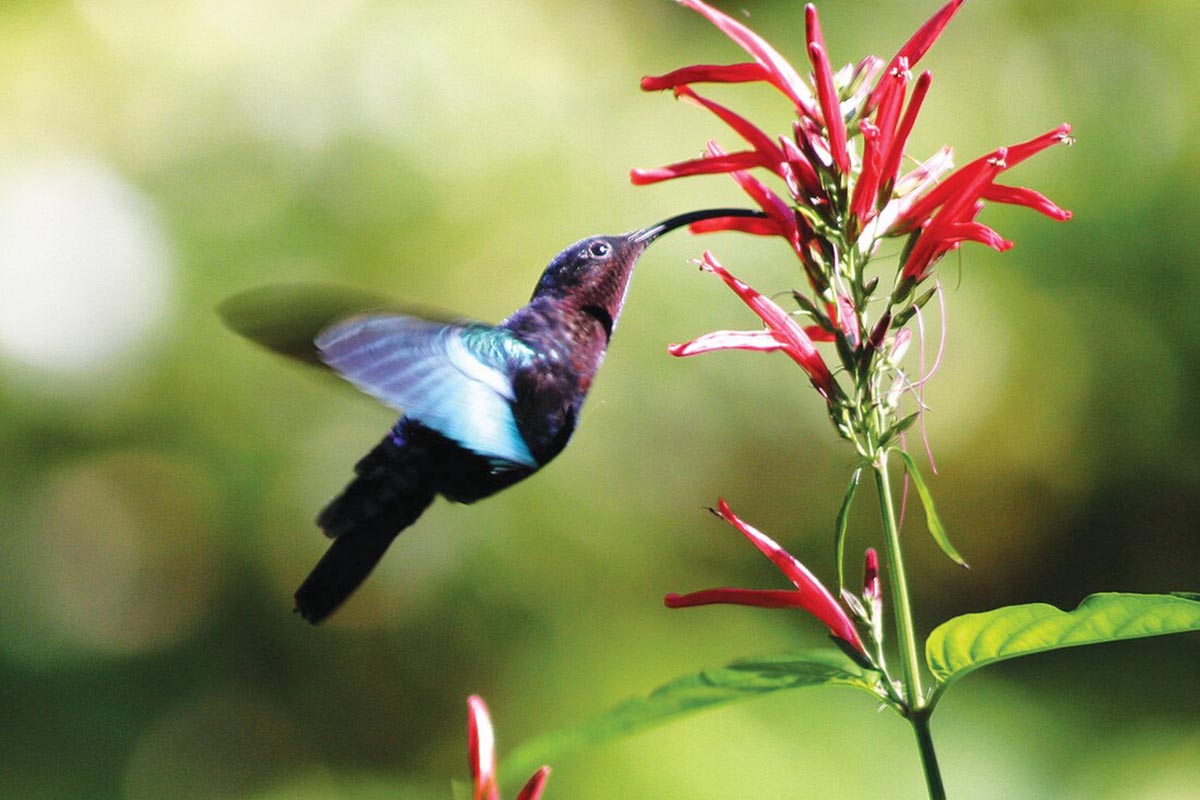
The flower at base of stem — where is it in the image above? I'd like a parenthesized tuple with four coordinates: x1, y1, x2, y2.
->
(666, 498, 867, 657)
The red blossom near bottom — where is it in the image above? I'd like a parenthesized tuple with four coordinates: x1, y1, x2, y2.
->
(468, 695, 550, 800)
(666, 499, 867, 657)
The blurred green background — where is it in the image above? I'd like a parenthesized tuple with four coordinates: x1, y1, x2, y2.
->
(1, 0, 1197, 797)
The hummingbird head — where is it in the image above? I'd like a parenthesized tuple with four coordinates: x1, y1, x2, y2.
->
(530, 207, 767, 318)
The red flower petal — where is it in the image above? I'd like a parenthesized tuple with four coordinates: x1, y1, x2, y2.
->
(641, 62, 770, 91)
(850, 120, 883, 224)
(630, 151, 771, 186)
(948, 220, 1013, 252)
(808, 42, 850, 173)
(699, 251, 836, 398)
(666, 588, 816, 609)
(777, 135, 822, 199)
(894, 0, 966, 67)
(862, 548, 880, 605)
(675, 86, 785, 173)
(902, 217, 1011, 282)
(804, 324, 837, 343)
(687, 215, 785, 237)
(516, 767, 552, 800)
(669, 329, 787, 357)
(980, 183, 1072, 221)
(871, 60, 909, 178)
(879, 70, 932, 192)
(897, 125, 1072, 232)
(805, 5, 849, 173)
(705, 141, 803, 248)
(468, 696, 499, 800)
(835, 294, 859, 346)
(867, 0, 965, 111)
(895, 146, 1005, 232)
(1004, 123, 1073, 169)
(697, 498, 867, 654)
(679, 0, 820, 120)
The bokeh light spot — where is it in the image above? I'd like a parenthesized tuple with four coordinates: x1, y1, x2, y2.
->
(0, 156, 172, 375)
(122, 692, 318, 800)
(6, 450, 222, 662)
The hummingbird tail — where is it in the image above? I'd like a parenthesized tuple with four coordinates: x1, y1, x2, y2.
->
(294, 433, 436, 624)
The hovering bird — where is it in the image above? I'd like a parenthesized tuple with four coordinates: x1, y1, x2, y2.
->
(221, 207, 763, 624)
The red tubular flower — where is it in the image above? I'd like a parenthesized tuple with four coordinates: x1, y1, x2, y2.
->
(669, 251, 837, 400)
(630, 151, 773, 186)
(468, 696, 550, 800)
(805, 4, 849, 174)
(676, 0, 820, 121)
(702, 142, 807, 253)
(687, 214, 786, 238)
(850, 120, 883, 225)
(866, 0, 965, 112)
(853, 59, 908, 224)
(896, 125, 1073, 232)
(516, 769, 551, 800)
(674, 86, 786, 173)
(879, 70, 932, 196)
(980, 183, 1072, 220)
(468, 696, 499, 800)
(896, 124, 1073, 281)
(640, 62, 769, 91)
(666, 499, 867, 656)
(862, 548, 881, 607)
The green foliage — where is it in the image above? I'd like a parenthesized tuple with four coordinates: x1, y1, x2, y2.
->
(834, 466, 862, 592)
(501, 650, 880, 785)
(896, 450, 967, 568)
(926, 593, 1200, 702)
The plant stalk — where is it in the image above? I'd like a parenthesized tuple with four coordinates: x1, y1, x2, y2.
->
(912, 709, 947, 800)
(873, 452, 945, 798)
(872, 452, 924, 706)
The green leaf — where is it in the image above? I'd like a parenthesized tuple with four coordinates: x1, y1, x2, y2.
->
(926, 592, 1200, 700)
(896, 450, 967, 567)
(834, 467, 863, 592)
(878, 412, 919, 448)
(500, 650, 881, 784)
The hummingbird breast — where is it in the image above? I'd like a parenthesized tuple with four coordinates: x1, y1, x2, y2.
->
(502, 298, 612, 466)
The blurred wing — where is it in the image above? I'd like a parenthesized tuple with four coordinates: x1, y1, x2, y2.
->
(316, 314, 538, 468)
(218, 283, 449, 367)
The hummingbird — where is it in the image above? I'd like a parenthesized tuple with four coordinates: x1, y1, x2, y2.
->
(221, 207, 764, 624)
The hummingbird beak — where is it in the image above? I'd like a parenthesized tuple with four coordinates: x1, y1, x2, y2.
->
(632, 207, 768, 245)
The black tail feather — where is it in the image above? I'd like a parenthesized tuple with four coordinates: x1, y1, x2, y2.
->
(295, 432, 435, 624)
(294, 528, 404, 624)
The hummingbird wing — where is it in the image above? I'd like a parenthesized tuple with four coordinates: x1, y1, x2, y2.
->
(315, 313, 539, 468)
(218, 283, 455, 367)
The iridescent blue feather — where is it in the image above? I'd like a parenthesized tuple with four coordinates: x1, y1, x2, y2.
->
(316, 314, 538, 468)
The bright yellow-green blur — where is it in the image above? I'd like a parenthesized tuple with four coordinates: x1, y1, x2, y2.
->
(1, 1, 1197, 798)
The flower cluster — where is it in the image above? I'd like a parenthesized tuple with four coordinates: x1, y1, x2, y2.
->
(635, 0, 1072, 452)
(642, 0, 1072, 680)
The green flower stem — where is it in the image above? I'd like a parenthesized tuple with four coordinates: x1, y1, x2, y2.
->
(912, 709, 946, 800)
(872, 452, 924, 705)
(873, 451, 945, 799)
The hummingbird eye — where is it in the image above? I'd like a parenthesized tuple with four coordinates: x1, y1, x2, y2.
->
(586, 241, 611, 258)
